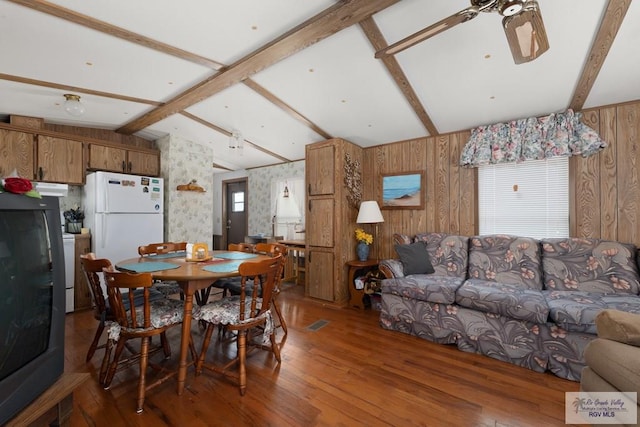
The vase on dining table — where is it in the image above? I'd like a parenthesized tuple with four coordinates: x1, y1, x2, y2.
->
(356, 242, 370, 261)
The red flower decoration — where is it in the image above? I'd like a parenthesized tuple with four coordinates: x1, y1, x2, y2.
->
(3, 177, 34, 194)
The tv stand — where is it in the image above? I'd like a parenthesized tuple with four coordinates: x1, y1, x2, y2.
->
(6, 372, 89, 427)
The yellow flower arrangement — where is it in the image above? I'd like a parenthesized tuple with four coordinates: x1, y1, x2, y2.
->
(354, 228, 373, 245)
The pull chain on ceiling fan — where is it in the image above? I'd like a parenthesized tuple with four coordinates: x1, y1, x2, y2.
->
(375, 0, 549, 65)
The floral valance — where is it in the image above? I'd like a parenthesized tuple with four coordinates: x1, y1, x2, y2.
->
(459, 109, 607, 167)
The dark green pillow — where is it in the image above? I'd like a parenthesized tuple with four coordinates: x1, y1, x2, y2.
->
(394, 241, 435, 275)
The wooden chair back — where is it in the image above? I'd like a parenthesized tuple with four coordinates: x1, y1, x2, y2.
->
(80, 253, 113, 320)
(103, 270, 155, 330)
(228, 243, 255, 253)
(236, 254, 282, 324)
(138, 242, 177, 256)
(254, 242, 287, 256)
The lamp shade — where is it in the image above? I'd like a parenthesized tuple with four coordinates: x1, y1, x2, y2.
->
(356, 201, 384, 224)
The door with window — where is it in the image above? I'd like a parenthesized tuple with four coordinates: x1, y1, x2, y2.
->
(224, 179, 248, 246)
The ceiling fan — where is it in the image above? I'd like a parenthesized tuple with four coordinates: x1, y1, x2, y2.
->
(375, 0, 549, 64)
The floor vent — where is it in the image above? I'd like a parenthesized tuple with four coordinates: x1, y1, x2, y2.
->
(306, 319, 329, 331)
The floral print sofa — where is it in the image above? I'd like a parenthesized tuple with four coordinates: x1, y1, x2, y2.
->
(379, 233, 640, 381)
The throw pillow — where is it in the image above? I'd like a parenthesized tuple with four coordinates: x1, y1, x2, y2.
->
(395, 241, 435, 275)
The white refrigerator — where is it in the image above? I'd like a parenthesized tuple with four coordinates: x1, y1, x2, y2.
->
(83, 171, 164, 264)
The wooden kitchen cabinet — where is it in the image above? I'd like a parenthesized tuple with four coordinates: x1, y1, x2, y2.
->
(305, 138, 363, 305)
(73, 234, 92, 312)
(88, 143, 159, 176)
(36, 135, 84, 184)
(0, 129, 35, 178)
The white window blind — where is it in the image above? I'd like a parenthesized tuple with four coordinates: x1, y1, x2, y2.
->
(478, 157, 569, 239)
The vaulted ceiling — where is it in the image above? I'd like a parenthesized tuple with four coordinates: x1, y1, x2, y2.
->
(0, 0, 637, 172)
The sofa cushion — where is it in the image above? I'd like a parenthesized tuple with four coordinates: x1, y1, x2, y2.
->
(413, 233, 469, 278)
(395, 242, 435, 275)
(455, 279, 549, 324)
(468, 235, 543, 290)
(543, 291, 640, 334)
(541, 238, 640, 294)
(381, 276, 464, 304)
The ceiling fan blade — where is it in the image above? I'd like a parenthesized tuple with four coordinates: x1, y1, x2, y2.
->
(502, 1, 549, 64)
(375, 6, 480, 58)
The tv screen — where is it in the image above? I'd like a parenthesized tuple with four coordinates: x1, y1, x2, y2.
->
(0, 194, 65, 424)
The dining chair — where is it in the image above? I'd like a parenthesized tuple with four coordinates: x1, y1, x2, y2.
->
(79, 254, 166, 379)
(205, 242, 256, 302)
(224, 243, 289, 340)
(193, 255, 282, 395)
(102, 268, 197, 413)
(137, 242, 184, 298)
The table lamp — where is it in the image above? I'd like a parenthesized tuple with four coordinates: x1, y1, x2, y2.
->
(356, 201, 384, 260)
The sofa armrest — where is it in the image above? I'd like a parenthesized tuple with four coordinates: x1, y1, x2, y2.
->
(596, 309, 640, 346)
(379, 259, 405, 279)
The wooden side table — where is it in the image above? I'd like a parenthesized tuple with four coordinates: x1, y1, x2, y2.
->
(346, 259, 379, 309)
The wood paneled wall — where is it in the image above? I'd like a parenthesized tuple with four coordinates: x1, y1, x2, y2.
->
(363, 99, 640, 260)
(573, 101, 640, 245)
(362, 131, 476, 260)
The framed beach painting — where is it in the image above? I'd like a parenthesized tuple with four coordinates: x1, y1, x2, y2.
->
(381, 171, 425, 209)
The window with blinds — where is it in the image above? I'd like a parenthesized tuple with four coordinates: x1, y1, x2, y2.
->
(478, 157, 569, 239)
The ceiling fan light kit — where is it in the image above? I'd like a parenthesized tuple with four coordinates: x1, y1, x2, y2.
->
(375, 0, 549, 65)
(503, 1, 549, 64)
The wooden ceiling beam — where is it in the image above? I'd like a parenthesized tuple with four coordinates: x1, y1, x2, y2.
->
(359, 17, 439, 137)
(116, 0, 400, 134)
(569, 0, 631, 111)
(0, 73, 162, 106)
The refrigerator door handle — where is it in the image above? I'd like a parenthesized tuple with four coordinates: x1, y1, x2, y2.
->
(101, 214, 107, 249)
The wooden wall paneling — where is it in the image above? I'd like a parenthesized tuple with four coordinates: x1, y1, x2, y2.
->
(571, 111, 602, 238)
(616, 103, 640, 244)
(454, 130, 476, 236)
(434, 135, 450, 232)
(449, 133, 462, 234)
(425, 136, 437, 235)
(599, 106, 618, 240)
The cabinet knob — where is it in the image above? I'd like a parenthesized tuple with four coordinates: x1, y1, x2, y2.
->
(122, 161, 126, 172)
(128, 161, 132, 172)
(38, 167, 43, 180)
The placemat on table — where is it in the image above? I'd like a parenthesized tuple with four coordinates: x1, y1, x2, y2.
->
(148, 251, 187, 259)
(215, 252, 258, 260)
(202, 260, 243, 273)
(117, 262, 180, 273)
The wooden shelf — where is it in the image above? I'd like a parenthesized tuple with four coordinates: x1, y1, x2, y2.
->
(6, 372, 89, 427)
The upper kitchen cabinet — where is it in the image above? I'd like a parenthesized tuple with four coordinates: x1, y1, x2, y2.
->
(88, 143, 160, 176)
(0, 129, 35, 179)
(36, 135, 84, 184)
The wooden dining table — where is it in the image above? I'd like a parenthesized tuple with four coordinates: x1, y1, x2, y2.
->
(115, 250, 270, 395)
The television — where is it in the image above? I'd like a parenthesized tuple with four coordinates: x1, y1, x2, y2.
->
(0, 193, 65, 424)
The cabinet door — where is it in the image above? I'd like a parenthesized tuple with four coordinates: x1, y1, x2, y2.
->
(307, 198, 334, 247)
(127, 150, 160, 176)
(307, 249, 334, 301)
(74, 235, 92, 311)
(88, 144, 126, 172)
(307, 144, 335, 196)
(37, 136, 84, 184)
(0, 129, 35, 178)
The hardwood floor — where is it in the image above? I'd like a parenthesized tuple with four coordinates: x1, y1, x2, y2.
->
(64, 283, 582, 426)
